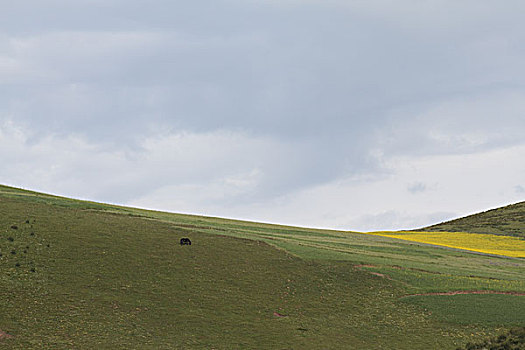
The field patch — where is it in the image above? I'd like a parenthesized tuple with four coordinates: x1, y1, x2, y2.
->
(402, 294, 525, 326)
(368, 231, 525, 258)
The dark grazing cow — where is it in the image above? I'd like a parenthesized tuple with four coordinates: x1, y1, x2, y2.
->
(180, 238, 192, 246)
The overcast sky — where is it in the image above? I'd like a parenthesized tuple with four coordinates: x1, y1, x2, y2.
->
(1, 0, 524, 231)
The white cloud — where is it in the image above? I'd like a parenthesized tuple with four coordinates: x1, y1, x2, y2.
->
(1, 116, 523, 231)
(0, 120, 282, 205)
(205, 144, 525, 231)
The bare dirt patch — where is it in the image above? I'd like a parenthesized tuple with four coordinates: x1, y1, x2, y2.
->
(369, 272, 390, 279)
(273, 312, 287, 317)
(0, 330, 13, 340)
(354, 265, 392, 279)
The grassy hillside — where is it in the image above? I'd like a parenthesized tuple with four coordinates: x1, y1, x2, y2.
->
(1, 185, 524, 349)
(418, 201, 525, 238)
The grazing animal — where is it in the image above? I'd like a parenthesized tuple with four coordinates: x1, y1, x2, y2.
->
(180, 238, 192, 246)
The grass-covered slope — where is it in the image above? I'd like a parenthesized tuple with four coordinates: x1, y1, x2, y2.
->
(1, 185, 524, 349)
(418, 201, 525, 238)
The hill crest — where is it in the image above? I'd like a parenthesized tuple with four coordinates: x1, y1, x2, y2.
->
(418, 201, 525, 238)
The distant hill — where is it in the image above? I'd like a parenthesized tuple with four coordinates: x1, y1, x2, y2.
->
(418, 201, 525, 238)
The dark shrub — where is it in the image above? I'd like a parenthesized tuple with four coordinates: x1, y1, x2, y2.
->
(456, 327, 525, 350)
(10, 225, 18, 230)
(7, 237, 14, 242)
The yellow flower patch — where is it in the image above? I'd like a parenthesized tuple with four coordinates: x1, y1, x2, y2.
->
(367, 231, 525, 258)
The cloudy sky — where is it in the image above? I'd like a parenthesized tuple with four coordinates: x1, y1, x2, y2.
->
(1, 0, 524, 231)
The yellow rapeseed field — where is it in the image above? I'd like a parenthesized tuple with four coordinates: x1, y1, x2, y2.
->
(367, 231, 525, 258)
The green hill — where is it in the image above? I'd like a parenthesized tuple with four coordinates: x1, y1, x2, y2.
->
(0, 185, 524, 349)
(419, 201, 525, 238)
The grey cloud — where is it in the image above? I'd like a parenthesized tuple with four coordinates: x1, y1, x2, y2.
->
(377, 89, 525, 159)
(2, 1, 525, 228)
(5, 2, 525, 142)
(407, 182, 426, 194)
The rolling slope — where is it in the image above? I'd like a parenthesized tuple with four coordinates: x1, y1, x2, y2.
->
(0, 185, 524, 349)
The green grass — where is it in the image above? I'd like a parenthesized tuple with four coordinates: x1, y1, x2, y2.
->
(402, 295, 525, 326)
(355, 265, 524, 294)
(1, 185, 524, 349)
(419, 201, 525, 238)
